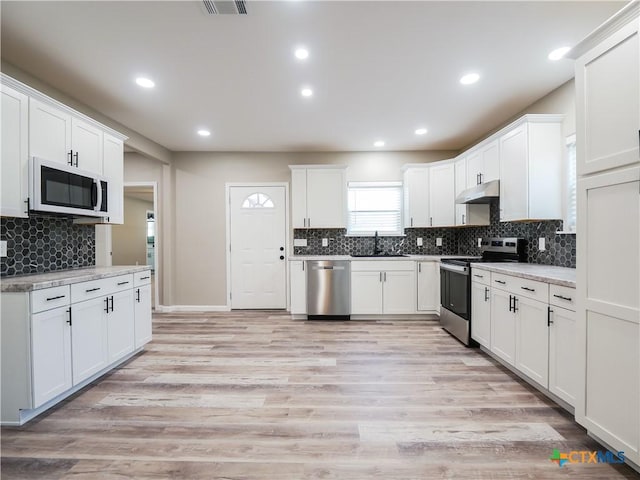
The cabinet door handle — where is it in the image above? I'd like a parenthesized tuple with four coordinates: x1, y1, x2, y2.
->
(307, 218, 311, 228)
(66, 307, 72, 326)
(384, 272, 387, 282)
(104, 297, 110, 313)
(462, 214, 465, 225)
(553, 294, 572, 301)
(46, 295, 66, 301)
(411, 217, 414, 227)
(509, 295, 513, 312)
(303, 218, 306, 228)
(379, 272, 382, 282)
(117, 281, 129, 286)
(302, 262, 305, 272)
(68, 150, 74, 166)
(418, 263, 421, 273)
(548, 306, 554, 326)
(521, 286, 535, 292)
(513, 296, 518, 312)
(476, 173, 480, 185)
(484, 287, 489, 302)
(494, 280, 506, 285)
(86, 287, 101, 293)
(140, 276, 150, 280)
(73, 151, 79, 167)
(110, 296, 114, 312)
(136, 288, 141, 303)
(479, 172, 483, 184)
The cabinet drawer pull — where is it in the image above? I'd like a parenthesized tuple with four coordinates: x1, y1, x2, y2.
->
(46, 295, 66, 301)
(86, 287, 101, 293)
(484, 287, 489, 302)
(521, 286, 535, 292)
(473, 274, 484, 279)
(553, 294, 572, 301)
(494, 280, 506, 285)
(139, 276, 150, 280)
(136, 288, 141, 303)
(117, 281, 129, 286)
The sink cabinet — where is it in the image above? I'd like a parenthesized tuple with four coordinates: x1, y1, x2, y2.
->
(351, 261, 416, 315)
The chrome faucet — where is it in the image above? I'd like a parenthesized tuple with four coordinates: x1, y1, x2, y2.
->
(373, 231, 383, 255)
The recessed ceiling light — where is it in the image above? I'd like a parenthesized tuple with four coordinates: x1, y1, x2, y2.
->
(301, 87, 313, 97)
(373, 140, 385, 147)
(548, 46, 571, 61)
(197, 129, 211, 137)
(460, 73, 480, 85)
(415, 128, 428, 135)
(135, 77, 155, 88)
(295, 47, 309, 60)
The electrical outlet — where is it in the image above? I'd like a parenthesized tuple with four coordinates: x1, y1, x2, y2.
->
(539, 237, 546, 252)
(436, 237, 443, 247)
(477, 238, 482, 248)
(416, 237, 423, 247)
(322, 238, 329, 247)
(0, 240, 6, 258)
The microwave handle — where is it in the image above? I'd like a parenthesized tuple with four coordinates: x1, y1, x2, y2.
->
(92, 178, 102, 211)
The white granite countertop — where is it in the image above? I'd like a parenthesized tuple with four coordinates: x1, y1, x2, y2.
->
(1, 266, 152, 293)
(471, 263, 576, 288)
(289, 255, 477, 262)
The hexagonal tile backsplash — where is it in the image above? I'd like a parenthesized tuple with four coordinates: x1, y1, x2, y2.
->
(1, 214, 95, 277)
(294, 201, 576, 267)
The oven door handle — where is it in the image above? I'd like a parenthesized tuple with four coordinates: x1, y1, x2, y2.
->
(440, 263, 469, 275)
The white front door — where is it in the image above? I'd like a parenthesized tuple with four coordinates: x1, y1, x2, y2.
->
(229, 186, 287, 309)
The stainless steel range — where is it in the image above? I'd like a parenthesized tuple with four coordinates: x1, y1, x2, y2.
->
(439, 238, 527, 346)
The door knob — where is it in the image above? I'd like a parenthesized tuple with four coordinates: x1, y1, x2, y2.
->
(279, 255, 285, 260)
(280, 247, 284, 251)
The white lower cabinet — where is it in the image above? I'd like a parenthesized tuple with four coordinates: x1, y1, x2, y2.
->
(0, 269, 152, 425)
(134, 284, 153, 348)
(351, 261, 416, 315)
(289, 260, 307, 315)
(548, 305, 577, 406)
(71, 296, 109, 385)
(417, 261, 439, 312)
(515, 296, 549, 388)
(470, 280, 491, 348)
(490, 287, 516, 366)
(107, 289, 135, 363)
(31, 306, 72, 408)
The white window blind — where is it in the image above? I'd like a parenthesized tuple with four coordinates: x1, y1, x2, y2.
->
(566, 135, 577, 232)
(348, 181, 403, 235)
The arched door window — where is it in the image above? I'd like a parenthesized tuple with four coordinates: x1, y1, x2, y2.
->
(242, 193, 275, 209)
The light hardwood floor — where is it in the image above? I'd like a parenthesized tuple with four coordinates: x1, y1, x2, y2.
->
(2, 312, 638, 479)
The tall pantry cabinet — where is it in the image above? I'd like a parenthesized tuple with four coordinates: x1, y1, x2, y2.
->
(571, 1, 640, 468)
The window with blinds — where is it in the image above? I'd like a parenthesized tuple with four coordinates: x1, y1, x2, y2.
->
(347, 181, 403, 235)
(566, 135, 577, 232)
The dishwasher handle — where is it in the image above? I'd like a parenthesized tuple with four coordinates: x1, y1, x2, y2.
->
(311, 265, 346, 271)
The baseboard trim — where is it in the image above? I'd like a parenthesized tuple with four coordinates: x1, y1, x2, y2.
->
(156, 305, 231, 313)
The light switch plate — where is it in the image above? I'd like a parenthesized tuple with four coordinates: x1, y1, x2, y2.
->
(293, 239, 307, 247)
(0, 240, 6, 258)
(477, 238, 482, 248)
(539, 237, 546, 251)
(436, 237, 443, 247)
(322, 238, 329, 247)
(416, 237, 423, 247)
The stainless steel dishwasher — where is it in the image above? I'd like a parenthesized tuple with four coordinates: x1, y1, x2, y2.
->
(306, 260, 351, 319)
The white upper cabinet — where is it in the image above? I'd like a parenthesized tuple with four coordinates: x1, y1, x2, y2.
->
(103, 133, 124, 224)
(290, 166, 346, 229)
(1, 84, 29, 218)
(466, 139, 499, 187)
(574, 16, 639, 176)
(71, 117, 103, 173)
(454, 156, 489, 226)
(403, 166, 430, 227)
(29, 98, 72, 166)
(499, 116, 563, 222)
(428, 162, 455, 227)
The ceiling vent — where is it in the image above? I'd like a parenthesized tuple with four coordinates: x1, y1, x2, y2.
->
(201, 0, 247, 15)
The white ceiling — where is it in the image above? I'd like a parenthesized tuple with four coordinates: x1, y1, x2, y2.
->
(1, 1, 625, 153)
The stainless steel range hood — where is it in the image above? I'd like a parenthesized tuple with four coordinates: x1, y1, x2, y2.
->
(455, 179, 500, 204)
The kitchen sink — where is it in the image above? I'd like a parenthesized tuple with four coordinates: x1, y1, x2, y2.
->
(350, 254, 409, 258)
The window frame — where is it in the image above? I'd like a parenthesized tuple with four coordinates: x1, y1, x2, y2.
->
(346, 181, 404, 237)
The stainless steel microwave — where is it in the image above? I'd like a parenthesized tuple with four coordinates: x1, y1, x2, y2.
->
(29, 157, 108, 217)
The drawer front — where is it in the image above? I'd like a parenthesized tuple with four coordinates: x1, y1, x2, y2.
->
(351, 260, 414, 272)
(31, 285, 70, 313)
(71, 274, 133, 303)
(549, 284, 576, 311)
(471, 268, 490, 286)
(134, 270, 152, 287)
(511, 277, 549, 303)
(491, 272, 517, 290)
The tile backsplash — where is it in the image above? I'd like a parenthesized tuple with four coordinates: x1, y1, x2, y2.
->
(1, 214, 95, 277)
(294, 201, 576, 268)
